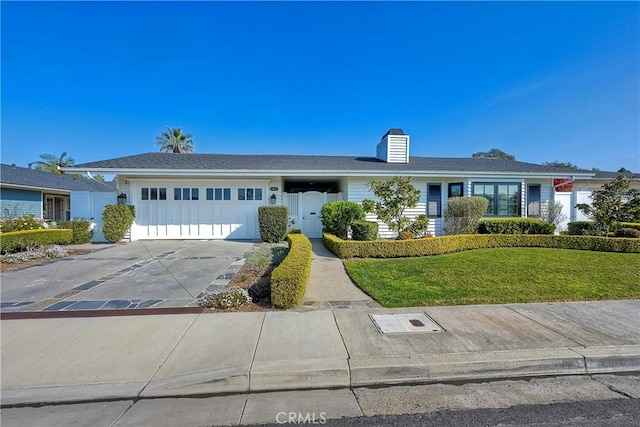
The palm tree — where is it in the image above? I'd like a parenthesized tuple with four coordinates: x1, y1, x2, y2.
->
(155, 127, 194, 153)
(33, 152, 76, 174)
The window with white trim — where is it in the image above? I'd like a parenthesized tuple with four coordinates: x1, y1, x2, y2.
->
(141, 187, 167, 201)
(238, 188, 263, 201)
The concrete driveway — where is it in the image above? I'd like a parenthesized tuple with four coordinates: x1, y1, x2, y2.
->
(0, 240, 258, 312)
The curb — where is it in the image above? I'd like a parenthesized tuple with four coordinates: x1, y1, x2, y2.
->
(3, 346, 639, 407)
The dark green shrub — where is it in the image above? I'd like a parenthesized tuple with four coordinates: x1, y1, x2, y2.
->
(58, 218, 93, 244)
(351, 220, 378, 241)
(102, 205, 135, 243)
(0, 229, 73, 253)
(258, 206, 288, 243)
(320, 201, 365, 239)
(271, 234, 312, 308)
(478, 218, 555, 235)
(615, 228, 640, 238)
(444, 197, 489, 235)
(567, 221, 599, 236)
(322, 232, 640, 259)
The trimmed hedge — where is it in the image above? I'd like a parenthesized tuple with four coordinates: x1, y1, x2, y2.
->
(351, 220, 378, 241)
(478, 218, 555, 235)
(0, 229, 73, 254)
(271, 234, 312, 309)
(322, 232, 640, 259)
(615, 228, 640, 238)
(621, 222, 640, 231)
(258, 206, 288, 243)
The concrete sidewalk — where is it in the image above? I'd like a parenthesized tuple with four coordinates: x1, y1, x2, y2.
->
(2, 300, 639, 407)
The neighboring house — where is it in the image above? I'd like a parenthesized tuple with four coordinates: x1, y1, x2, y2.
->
(65, 128, 618, 241)
(560, 171, 640, 227)
(0, 163, 117, 241)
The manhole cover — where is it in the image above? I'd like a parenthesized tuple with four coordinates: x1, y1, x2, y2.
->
(370, 313, 444, 334)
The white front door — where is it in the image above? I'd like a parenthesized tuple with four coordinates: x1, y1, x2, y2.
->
(300, 191, 324, 238)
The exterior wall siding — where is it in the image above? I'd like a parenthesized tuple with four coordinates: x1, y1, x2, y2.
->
(0, 188, 42, 218)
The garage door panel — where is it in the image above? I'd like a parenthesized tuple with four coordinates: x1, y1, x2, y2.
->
(132, 183, 265, 240)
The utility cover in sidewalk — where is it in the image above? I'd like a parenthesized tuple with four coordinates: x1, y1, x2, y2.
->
(370, 313, 444, 334)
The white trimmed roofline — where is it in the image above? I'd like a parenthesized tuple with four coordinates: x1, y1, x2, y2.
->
(62, 167, 594, 179)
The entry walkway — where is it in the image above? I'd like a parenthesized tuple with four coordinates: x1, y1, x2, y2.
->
(301, 240, 379, 309)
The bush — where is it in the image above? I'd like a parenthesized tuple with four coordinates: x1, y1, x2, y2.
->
(397, 231, 414, 240)
(0, 214, 43, 233)
(271, 234, 312, 308)
(322, 232, 640, 259)
(444, 197, 489, 235)
(200, 286, 250, 309)
(567, 221, 599, 236)
(478, 218, 555, 235)
(58, 218, 93, 244)
(102, 205, 135, 243)
(615, 228, 640, 238)
(258, 206, 288, 243)
(351, 220, 378, 241)
(0, 245, 68, 263)
(0, 229, 73, 253)
(320, 201, 365, 239)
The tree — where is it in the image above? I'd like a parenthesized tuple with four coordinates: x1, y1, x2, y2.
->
(618, 167, 631, 173)
(362, 177, 422, 234)
(155, 127, 194, 153)
(33, 152, 75, 174)
(543, 161, 580, 170)
(93, 174, 106, 182)
(472, 148, 515, 160)
(576, 176, 640, 235)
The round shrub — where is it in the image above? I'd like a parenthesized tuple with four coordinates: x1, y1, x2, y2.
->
(58, 218, 93, 244)
(320, 201, 365, 239)
(397, 231, 414, 240)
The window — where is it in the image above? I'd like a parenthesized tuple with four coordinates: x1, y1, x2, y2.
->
(174, 188, 199, 201)
(141, 187, 166, 201)
(427, 184, 442, 217)
(448, 182, 464, 198)
(238, 188, 263, 201)
(527, 185, 541, 217)
(472, 183, 520, 217)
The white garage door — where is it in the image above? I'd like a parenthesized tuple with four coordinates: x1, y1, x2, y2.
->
(131, 183, 266, 240)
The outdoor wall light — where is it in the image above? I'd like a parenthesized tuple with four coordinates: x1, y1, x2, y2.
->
(117, 193, 127, 205)
(270, 193, 277, 205)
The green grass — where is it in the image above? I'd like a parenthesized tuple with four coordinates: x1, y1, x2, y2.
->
(343, 248, 640, 307)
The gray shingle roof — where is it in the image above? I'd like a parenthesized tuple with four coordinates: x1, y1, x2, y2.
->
(592, 170, 639, 180)
(69, 152, 588, 175)
(0, 163, 116, 192)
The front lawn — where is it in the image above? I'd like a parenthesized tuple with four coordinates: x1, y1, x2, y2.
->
(343, 248, 640, 307)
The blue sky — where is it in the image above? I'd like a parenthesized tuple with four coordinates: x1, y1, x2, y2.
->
(2, 1, 639, 172)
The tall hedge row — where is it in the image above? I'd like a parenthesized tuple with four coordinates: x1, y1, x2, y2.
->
(323, 233, 640, 259)
(478, 218, 555, 235)
(0, 229, 73, 254)
(270, 234, 312, 308)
